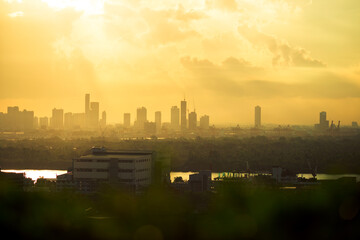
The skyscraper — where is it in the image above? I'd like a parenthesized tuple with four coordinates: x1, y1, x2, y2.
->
(155, 111, 161, 132)
(315, 111, 329, 130)
(100, 111, 106, 128)
(64, 112, 74, 129)
(188, 111, 197, 131)
(135, 107, 147, 130)
(255, 106, 261, 128)
(51, 108, 64, 129)
(39, 117, 48, 129)
(89, 102, 99, 128)
(85, 94, 90, 115)
(124, 113, 131, 128)
(171, 106, 180, 130)
(200, 115, 209, 130)
(181, 99, 187, 131)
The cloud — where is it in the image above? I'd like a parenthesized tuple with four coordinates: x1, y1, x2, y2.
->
(206, 0, 239, 11)
(181, 56, 360, 98)
(238, 25, 326, 67)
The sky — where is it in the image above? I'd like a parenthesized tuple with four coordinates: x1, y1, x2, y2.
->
(0, 0, 359, 125)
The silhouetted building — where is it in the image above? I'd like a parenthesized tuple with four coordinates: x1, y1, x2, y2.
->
(73, 113, 85, 129)
(155, 111, 161, 133)
(181, 99, 187, 131)
(135, 107, 147, 130)
(64, 112, 74, 129)
(85, 93, 90, 115)
(315, 111, 329, 130)
(188, 111, 197, 131)
(72, 147, 154, 193)
(100, 111, 106, 128)
(89, 102, 99, 128)
(124, 113, 131, 128)
(200, 115, 210, 130)
(33, 116, 38, 129)
(255, 106, 261, 128)
(39, 117, 49, 129)
(189, 171, 211, 192)
(171, 106, 180, 130)
(144, 122, 156, 135)
(352, 122, 358, 128)
(51, 108, 64, 129)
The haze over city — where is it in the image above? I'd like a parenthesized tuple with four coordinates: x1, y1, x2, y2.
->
(1, 0, 360, 125)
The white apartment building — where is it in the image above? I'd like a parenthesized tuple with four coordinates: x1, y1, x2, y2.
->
(72, 147, 153, 192)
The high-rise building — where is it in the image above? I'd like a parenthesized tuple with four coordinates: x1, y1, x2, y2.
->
(171, 106, 180, 130)
(200, 115, 210, 130)
(22, 110, 34, 131)
(315, 111, 329, 130)
(135, 107, 147, 130)
(89, 102, 99, 128)
(85, 94, 90, 115)
(51, 108, 64, 129)
(155, 111, 161, 133)
(64, 112, 73, 129)
(7, 106, 20, 131)
(181, 99, 187, 130)
(100, 111, 106, 128)
(124, 113, 131, 128)
(39, 117, 49, 129)
(188, 111, 197, 131)
(73, 113, 85, 129)
(255, 106, 261, 128)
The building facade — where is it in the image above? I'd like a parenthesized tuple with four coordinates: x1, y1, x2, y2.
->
(72, 147, 153, 193)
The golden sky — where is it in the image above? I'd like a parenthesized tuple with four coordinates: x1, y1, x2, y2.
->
(1, 0, 360, 125)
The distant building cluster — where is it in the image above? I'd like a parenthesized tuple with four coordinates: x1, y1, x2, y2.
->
(0, 94, 106, 131)
(123, 98, 211, 135)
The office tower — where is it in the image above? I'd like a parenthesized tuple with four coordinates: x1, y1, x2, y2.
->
(155, 111, 161, 132)
(73, 113, 85, 129)
(171, 106, 180, 130)
(39, 117, 49, 129)
(33, 117, 38, 129)
(200, 115, 210, 130)
(188, 111, 197, 131)
(181, 99, 187, 130)
(64, 112, 73, 129)
(89, 102, 99, 128)
(255, 106, 261, 128)
(7, 106, 20, 131)
(135, 107, 147, 130)
(315, 111, 329, 130)
(124, 113, 131, 128)
(51, 108, 64, 129)
(85, 94, 90, 115)
(100, 111, 106, 128)
(22, 110, 34, 131)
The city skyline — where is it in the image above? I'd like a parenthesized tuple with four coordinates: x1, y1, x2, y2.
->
(1, 1, 359, 125)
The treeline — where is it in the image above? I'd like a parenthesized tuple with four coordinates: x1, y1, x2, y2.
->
(0, 135, 360, 173)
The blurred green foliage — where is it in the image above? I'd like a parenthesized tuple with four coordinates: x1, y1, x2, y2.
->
(0, 181, 359, 240)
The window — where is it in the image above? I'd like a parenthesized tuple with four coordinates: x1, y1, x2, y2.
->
(118, 169, 134, 173)
(76, 168, 92, 172)
(77, 159, 92, 162)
